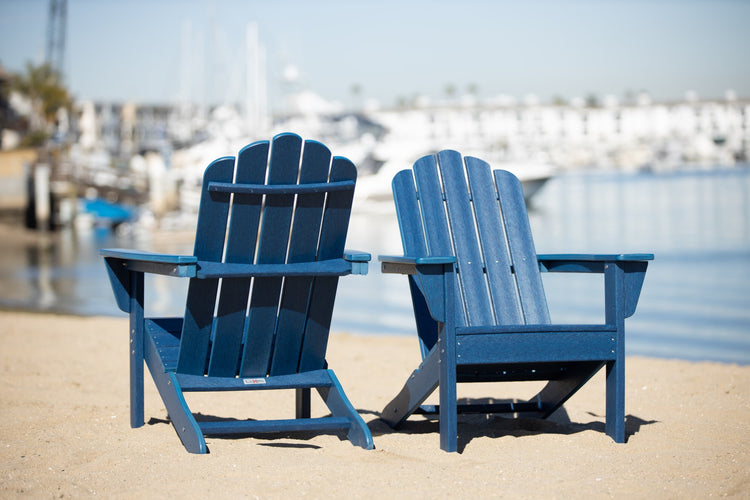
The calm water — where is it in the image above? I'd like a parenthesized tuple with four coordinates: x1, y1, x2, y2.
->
(1, 167, 748, 365)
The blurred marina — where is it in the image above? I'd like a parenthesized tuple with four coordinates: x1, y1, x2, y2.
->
(2, 87, 748, 230)
(0, 161, 748, 365)
(1, 9, 749, 366)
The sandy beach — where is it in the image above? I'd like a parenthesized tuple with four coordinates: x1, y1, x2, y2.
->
(1, 309, 748, 498)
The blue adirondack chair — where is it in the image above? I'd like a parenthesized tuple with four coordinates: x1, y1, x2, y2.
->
(379, 150, 653, 452)
(101, 133, 374, 453)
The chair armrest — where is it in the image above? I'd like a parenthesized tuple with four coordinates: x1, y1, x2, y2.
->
(100, 248, 198, 277)
(379, 255, 457, 324)
(379, 255, 456, 275)
(344, 250, 371, 262)
(538, 253, 653, 319)
(537, 253, 653, 273)
(344, 250, 371, 276)
(101, 248, 198, 313)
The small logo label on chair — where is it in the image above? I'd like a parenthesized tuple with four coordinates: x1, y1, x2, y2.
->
(242, 378, 267, 385)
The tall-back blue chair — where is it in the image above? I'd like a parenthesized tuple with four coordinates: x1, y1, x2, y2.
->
(379, 150, 652, 452)
(102, 133, 373, 453)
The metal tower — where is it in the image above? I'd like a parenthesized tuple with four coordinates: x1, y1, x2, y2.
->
(46, 0, 67, 79)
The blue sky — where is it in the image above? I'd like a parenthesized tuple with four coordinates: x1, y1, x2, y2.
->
(1, 0, 748, 110)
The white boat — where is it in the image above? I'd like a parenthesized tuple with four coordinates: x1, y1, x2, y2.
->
(354, 148, 555, 210)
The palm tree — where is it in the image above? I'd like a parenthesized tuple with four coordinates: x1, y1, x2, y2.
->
(584, 92, 601, 108)
(11, 61, 71, 139)
(444, 83, 456, 102)
(0, 64, 12, 133)
(349, 83, 362, 111)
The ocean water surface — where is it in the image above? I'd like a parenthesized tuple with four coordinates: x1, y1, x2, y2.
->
(1, 167, 748, 364)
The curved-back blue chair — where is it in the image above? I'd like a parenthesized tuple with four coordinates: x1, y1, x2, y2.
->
(102, 133, 373, 453)
(379, 150, 652, 452)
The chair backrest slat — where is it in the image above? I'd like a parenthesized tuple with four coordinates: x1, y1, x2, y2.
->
(269, 141, 331, 376)
(392, 170, 427, 256)
(298, 156, 357, 372)
(240, 134, 302, 377)
(207, 142, 268, 376)
(392, 169, 441, 356)
(465, 157, 524, 324)
(413, 155, 468, 326)
(493, 170, 550, 324)
(437, 150, 495, 326)
(413, 156, 453, 256)
(177, 157, 235, 375)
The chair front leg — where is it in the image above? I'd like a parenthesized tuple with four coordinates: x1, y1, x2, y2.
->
(438, 264, 458, 452)
(604, 262, 627, 443)
(129, 271, 145, 428)
(438, 325, 458, 452)
(605, 358, 626, 442)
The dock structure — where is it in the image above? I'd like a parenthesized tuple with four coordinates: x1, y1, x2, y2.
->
(0, 148, 148, 230)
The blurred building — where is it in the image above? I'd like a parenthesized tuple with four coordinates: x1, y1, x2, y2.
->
(371, 93, 749, 170)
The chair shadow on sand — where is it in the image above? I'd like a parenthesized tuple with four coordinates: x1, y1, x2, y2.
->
(146, 413, 338, 451)
(368, 398, 659, 454)
(148, 404, 656, 453)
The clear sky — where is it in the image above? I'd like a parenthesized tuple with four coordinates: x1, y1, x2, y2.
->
(1, 0, 749, 110)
